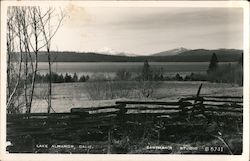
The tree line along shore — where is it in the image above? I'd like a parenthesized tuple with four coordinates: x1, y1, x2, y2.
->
(31, 53, 243, 86)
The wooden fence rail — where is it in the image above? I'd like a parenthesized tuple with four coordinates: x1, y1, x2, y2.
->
(6, 81, 244, 153)
(7, 95, 243, 137)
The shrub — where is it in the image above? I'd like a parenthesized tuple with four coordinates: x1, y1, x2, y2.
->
(136, 80, 159, 98)
(64, 73, 73, 82)
(79, 75, 89, 82)
(142, 60, 153, 81)
(175, 73, 183, 81)
(85, 81, 133, 100)
(85, 80, 160, 100)
(207, 64, 243, 86)
(29, 72, 89, 83)
(184, 73, 207, 81)
(207, 53, 218, 74)
(153, 67, 164, 81)
(73, 73, 78, 82)
(115, 69, 131, 81)
(90, 73, 111, 81)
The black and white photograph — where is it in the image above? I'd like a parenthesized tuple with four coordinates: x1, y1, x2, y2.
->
(0, 1, 249, 160)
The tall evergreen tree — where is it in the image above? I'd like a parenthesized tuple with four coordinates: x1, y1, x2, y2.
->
(142, 60, 152, 81)
(238, 52, 243, 66)
(79, 75, 86, 82)
(73, 72, 78, 82)
(64, 73, 73, 82)
(207, 53, 218, 74)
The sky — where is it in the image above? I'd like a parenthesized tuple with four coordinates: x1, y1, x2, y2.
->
(52, 5, 243, 55)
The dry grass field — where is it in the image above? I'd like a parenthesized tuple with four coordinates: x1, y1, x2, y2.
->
(30, 81, 242, 113)
(7, 81, 243, 154)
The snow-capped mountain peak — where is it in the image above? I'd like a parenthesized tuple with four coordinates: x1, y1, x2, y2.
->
(96, 47, 136, 57)
(152, 47, 189, 56)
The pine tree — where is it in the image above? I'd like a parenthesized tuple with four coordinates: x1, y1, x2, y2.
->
(175, 73, 183, 81)
(79, 75, 86, 82)
(238, 52, 243, 66)
(142, 60, 152, 81)
(64, 73, 73, 82)
(207, 53, 218, 74)
(73, 72, 78, 82)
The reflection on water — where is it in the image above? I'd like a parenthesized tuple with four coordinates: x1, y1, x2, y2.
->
(35, 62, 235, 77)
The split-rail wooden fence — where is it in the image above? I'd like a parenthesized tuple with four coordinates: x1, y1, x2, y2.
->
(6, 84, 243, 153)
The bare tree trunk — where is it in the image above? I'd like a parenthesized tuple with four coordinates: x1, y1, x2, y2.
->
(7, 21, 12, 99)
(6, 10, 16, 102)
(47, 11, 52, 113)
(6, 9, 23, 110)
(24, 51, 29, 109)
(47, 50, 52, 113)
(27, 7, 39, 113)
(28, 52, 38, 113)
(6, 53, 23, 110)
(7, 6, 64, 113)
(22, 9, 33, 111)
(37, 7, 64, 113)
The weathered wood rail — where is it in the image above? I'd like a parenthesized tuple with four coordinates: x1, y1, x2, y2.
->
(7, 95, 243, 136)
(6, 85, 243, 153)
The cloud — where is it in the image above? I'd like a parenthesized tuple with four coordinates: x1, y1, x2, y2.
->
(52, 6, 243, 54)
(64, 4, 92, 27)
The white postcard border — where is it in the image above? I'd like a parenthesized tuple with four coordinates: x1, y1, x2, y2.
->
(0, 1, 249, 161)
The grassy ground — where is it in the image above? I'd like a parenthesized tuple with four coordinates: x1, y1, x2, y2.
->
(7, 110, 242, 154)
(30, 81, 242, 113)
(7, 81, 243, 154)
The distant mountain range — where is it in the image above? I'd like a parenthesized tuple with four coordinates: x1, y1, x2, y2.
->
(94, 47, 137, 57)
(95, 47, 189, 57)
(152, 47, 189, 56)
(16, 48, 243, 62)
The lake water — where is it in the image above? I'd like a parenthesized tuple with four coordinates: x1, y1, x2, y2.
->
(36, 62, 235, 77)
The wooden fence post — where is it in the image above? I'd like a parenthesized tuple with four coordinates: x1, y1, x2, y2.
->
(191, 83, 203, 117)
(116, 104, 127, 127)
(107, 128, 111, 154)
(178, 98, 187, 116)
